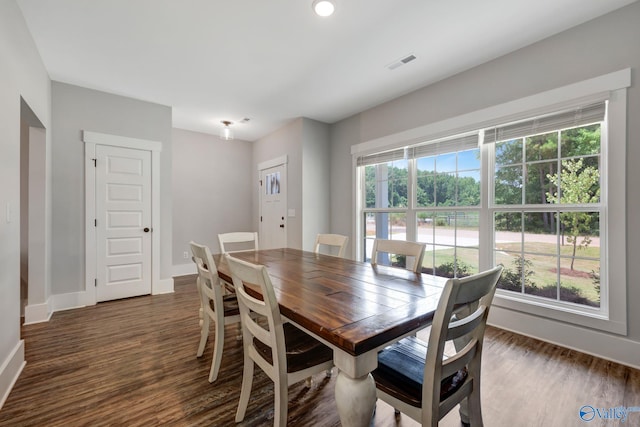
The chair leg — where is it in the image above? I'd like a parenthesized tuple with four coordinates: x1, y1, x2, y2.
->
(208, 319, 225, 382)
(453, 308, 473, 425)
(196, 314, 209, 357)
(459, 397, 470, 426)
(466, 386, 483, 427)
(274, 373, 289, 427)
(235, 357, 254, 422)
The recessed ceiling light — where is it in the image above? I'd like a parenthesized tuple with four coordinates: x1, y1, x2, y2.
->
(312, 0, 335, 17)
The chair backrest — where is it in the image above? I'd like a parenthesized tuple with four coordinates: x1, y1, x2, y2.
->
(224, 253, 286, 375)
(190, 241, 225, 321)
(371, 239, 426, 273)
(422, 265, 503, 421)
(314, 233, 349, 258)
(218, 232, 259, 253)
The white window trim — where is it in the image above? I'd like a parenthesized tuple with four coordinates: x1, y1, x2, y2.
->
(352, 69, 630, 334)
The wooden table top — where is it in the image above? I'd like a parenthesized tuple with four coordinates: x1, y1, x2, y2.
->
(214, 248, 447, 356)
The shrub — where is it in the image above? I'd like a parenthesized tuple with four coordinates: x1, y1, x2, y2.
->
(498, 256, 599, 307)
(498, 256, 535, 290)
(590, 269, 600, 301)
(392, 254, 407, 269)
(527, 284, 599, 307)
(422, 260, 472, 278)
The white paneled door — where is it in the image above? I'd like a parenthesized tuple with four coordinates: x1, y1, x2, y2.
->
(95, 145, 152, 302)
(259, 164, 286, 249)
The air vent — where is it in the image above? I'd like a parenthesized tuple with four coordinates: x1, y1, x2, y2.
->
(401, 54, 416, 64)
(386, 53, 417, 71)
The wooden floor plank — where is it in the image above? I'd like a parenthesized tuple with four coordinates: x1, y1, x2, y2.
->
(1, 275, 638, 426)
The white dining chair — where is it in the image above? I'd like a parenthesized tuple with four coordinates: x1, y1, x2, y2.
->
(314, 233, 349, 258)
(370, 239, 426, 273)
(225, 253, 334, 427)
(190, 241, 241, 382)
(218, 231, 259, 253)
(372, 265, 503, 426)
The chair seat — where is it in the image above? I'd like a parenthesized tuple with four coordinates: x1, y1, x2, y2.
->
(373, 336, 468, 407)
(254, 323, 333, 373)
(221, 294, 240, 317)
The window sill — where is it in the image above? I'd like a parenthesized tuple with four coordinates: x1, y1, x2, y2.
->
(493, 290, 626, 335)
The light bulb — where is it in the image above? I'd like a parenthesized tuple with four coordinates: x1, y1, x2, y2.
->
(220, 121, 234, 140)
(313, 0, 335, 17)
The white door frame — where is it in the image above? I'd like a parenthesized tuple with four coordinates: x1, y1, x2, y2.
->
(258, 155, 288, 249)
(84, 131, 162, 306)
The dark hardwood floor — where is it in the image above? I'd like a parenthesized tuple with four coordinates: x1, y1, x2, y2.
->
(1, 275, 638, 426)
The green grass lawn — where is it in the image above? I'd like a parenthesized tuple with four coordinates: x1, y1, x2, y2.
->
(423, 242, 600, 306)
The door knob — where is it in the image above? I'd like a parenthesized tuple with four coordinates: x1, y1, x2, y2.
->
(143, 227, 150, 232)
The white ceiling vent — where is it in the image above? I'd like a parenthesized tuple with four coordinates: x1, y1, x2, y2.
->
(387, 54, 417, 70)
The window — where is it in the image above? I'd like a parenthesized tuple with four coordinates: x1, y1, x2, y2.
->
(489, 104, 605, 309)
(360, 150, 408, 265)
(414, 135, 480, 278)
(353, 69, 629, 333)
(359, 107, 604, 305)
(359, 134, 481, 275)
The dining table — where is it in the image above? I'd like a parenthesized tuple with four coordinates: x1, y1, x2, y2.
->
(213, 248, 448, 427)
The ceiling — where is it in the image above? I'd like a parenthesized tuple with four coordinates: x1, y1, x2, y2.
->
(17, 0, 636, 142)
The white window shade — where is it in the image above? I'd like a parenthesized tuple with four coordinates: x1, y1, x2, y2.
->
(484, 101, 606, 144)
(410, 133, 479, 158)
(357, 148, 406, 167)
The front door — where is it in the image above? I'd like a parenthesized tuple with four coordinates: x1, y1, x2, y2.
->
(95, 145, 152, 301)
(260, 164, 286, 249)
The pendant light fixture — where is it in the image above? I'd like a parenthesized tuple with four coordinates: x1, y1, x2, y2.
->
(220, 120, 234, 140)
(312, 0, 335, 17)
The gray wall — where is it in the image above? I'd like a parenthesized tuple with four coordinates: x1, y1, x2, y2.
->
(302, 119, 330, 251)
(330, 116, 360, 259)
(329, 2, 640, 361)
(172, 128, 253, 263)
(51, 82, 173, 294)
(252, 118, 304, 249)
(252, 117, 331, 251)
(0, 0, 52, 399)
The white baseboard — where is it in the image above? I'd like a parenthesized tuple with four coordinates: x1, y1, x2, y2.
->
(489, 306, 640, 370)
(173, 263, 196, 277)
(153, 277, 174, 295)
(23, 300, 52, 325)
(52, 291, 87, 313)
(26, 277, 176, 322)
(0, 340, 25, 410)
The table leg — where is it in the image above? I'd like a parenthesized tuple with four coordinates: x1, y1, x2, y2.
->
(335, 370, 377, 427)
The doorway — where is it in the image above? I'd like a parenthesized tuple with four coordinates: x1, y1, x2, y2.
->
(20, 98, 47, 324)
(95, 145, 152, 301)
(84, 131, 162, 304)
(259, 156, 287, 249)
